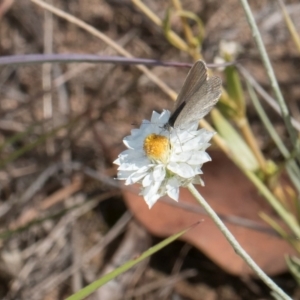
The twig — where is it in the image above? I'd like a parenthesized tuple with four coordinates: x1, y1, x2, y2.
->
(124, 269, 197, 299)
(28, 211, 131, 297)
(30, 0, 178, 100)
(42, 0, 54, 154)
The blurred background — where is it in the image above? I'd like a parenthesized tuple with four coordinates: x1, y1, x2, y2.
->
(0, 0, 300, 299)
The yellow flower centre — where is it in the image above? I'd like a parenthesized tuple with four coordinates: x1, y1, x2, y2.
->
(143, 134, 170, 163)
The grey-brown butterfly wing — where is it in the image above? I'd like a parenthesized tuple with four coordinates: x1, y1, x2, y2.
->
(168, 60, 208, 127)
(173, 76, 222, 128)
(173, 60, 208, 111)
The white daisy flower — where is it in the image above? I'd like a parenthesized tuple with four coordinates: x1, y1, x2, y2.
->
(114, 110, 214, 208)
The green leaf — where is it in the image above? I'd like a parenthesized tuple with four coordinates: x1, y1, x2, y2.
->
(286, 256, 300, 286)
(224, 66, 245, 115)
(65, 223, 198, 300)
(211, 109, 259, 171)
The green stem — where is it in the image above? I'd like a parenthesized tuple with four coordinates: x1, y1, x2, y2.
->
(247, 81, 300, 194)
(242, 169, 300, 238)
(187, 183, 292, 300)
(239, 0, 298, 157)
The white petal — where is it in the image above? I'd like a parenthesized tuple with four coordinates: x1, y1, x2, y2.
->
(158, 110, 171, 124)
(144, 192, 161, 209)
(197, 129, 215, 143)
(123, 134, 144, 150)
(192, 175, 204, 185)
(172, 126, 198, 143)
(130, 121, 154, 136)
(203, 143, 214, 152)
(172, 131, 213, 153)
(191, 165, 203, 175)
(189, 122, 199, 131)
(125, 166, 150, 185)
(117, 157, 150, 171)
(150, 111, 161, 123)
(130, 128, 143, 137)
(118, 149, 144, 163)
(142, 181, 162, 208)
(170, 131, 185, 145)
(167, 162, 195, 178)
(124, 126, 156, 149)
(119, 154, 149, 166)
(152, 165, 166, 182)
(166, 177, 180, 201)
(180, 136, 204, 152)
(117, 170, 134, 180)
(186, 152, 211, 165)
(170, 151, 192, 163)
(139, 120, 152, 131)
(170, 135, 198, 153)
(113, 157, 121, 165)
(114, 149, 132, 164)
(142, 173, 152, 187)
(174, 121, 198, 133)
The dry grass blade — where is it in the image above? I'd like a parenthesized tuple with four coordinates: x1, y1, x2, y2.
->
(30, 0, 177, 101)
(27, 212, 131, 298)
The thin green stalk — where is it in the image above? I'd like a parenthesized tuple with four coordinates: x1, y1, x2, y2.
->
(247, 84, 288, 157)
(239, 0, 298, 156)
(66, 224, 195, 300)
(131, 0, 189, 52)
(238, 65, 300, 132)
(187, 183, 292, 300)
(276, 0, 300, 53)
(224, 65, 245, 113)
(0, 205, 73, 240)
(0, 116, 80, 169)
(247, 82, 300, 193)
(0, 124, 36, 153)
(172, 0, 195, 47)
(243, 169, 300, 238)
